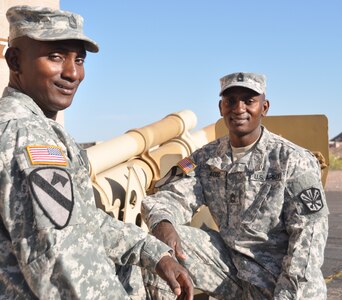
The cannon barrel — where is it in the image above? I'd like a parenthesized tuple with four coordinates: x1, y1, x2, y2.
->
(87, 110, 215, 223)
(87, 110, 197, 177)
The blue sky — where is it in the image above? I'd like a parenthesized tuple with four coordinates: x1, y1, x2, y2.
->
(60, 0, 342, 143)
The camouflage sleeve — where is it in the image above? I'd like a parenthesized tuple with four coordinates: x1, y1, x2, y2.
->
(141, 157, 205, 230)
(98, 210, 173, 271)
(274, 153, 329, 299)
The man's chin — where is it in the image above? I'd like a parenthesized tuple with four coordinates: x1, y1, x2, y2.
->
(53, 97, 74, 111)
(43, 102, 72, 119)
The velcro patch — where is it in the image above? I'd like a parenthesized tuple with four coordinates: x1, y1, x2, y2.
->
(299, 188, 323, 212)
(177, 157, 196, 174)
(27, 145, 68, 166)
(29, 167, 74, 229)
(154, 166, 183, 188)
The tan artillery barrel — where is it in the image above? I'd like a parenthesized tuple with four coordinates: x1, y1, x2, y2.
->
(87, 110, 197, 177)
(88, 111, 217, 223)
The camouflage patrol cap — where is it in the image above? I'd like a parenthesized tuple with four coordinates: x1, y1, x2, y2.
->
(219, 72, 266, 96)
(6, 5, 99, 53)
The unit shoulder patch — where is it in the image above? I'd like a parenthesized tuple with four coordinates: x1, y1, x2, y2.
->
(299, 187, 323, 212)
(26, 145, 68, 166)
(29, 167, 74, 229)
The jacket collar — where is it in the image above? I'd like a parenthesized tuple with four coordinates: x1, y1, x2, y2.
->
(206, 126, 270, 173)
(3, 87, 47, 118)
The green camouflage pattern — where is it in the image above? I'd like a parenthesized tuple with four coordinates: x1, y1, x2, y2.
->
(6, 5, 99, 52)
(142, 127, 329, 299)
(0, 87, 172, 299)
(219, 72, 266, 96)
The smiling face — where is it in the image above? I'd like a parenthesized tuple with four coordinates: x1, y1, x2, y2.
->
(219, 86, 269, 147)
(7, 37, 86, 120)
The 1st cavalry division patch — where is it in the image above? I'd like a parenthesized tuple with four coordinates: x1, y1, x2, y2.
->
(29, 167, 74, 228)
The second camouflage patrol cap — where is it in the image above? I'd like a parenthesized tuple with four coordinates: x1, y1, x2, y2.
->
(219, 72, 266, 96)
(6, 5, 99, 53)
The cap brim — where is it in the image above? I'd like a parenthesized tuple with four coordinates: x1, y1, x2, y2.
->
(25, 31, 99, 53)
(220, 82, 263, 96)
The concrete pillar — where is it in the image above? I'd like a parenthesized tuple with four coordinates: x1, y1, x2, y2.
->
(0, 0, 63, 124)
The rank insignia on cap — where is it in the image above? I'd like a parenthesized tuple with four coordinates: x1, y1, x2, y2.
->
(229, 193, 239, 204)
(237, 73, 244, 81)
(299, 187, 323, 212)
(69, 15, 77, 29)
(29, 167, 74, 228)
(26, 145, 68, 166)
(177, 157, 196, 174)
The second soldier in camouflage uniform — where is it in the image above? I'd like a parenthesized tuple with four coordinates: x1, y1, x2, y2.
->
(0, 6, 193, 299)
(142, 72, 329, 299)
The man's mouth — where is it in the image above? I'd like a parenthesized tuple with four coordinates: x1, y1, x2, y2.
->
(55, 82, 77, 95)
(230, 117, 248, 125)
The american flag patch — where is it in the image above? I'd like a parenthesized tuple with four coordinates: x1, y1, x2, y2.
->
(177, 157, 196, 174)
(26, 145, 68, 166)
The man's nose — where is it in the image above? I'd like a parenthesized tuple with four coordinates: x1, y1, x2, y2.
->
(233, 100, 246, 113)
(62, 59, 78, 81)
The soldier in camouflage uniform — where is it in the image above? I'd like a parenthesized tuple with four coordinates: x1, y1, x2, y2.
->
(142, 72, 329, 299)
(0, 6, 193, 300)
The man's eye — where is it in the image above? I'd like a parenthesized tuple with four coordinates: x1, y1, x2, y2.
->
(75, 58, 85, 65)
(226, 98, 236, 106)
(245, 98, 254, 105)
(49, 54, 63, 62)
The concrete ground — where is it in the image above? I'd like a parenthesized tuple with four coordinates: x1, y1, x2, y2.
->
(323, 170, 342, 300)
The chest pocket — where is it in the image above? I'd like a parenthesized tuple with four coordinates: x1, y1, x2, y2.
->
(205, 167, 227, 197)
(241, 183, 275, 232)
(200, 165, 228, 222)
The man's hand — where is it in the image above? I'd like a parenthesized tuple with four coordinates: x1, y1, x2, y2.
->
(156, 255, 193, 300)
(152, 221, 186, 260)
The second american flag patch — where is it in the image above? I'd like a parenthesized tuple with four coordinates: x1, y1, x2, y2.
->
(177, 157, 196, 174)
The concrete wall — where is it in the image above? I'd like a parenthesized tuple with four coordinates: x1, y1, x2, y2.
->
(0, 0, 63, 124)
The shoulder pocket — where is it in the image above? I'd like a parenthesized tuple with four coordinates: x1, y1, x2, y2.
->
(286, 174, 329, 218)
(242, 183, 271, 225)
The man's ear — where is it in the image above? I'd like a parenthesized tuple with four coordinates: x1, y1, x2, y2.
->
(219, 100, 223, 116)
(5, 47, 20, 73)
(261, 99, 270, 117)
